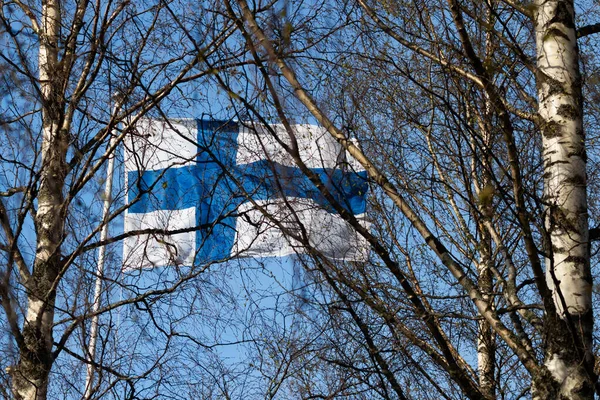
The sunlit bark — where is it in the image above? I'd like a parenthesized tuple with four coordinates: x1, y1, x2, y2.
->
(12, 0, 65, 398)
(534, 0, 593, 398)
(229, 0, 600, 397)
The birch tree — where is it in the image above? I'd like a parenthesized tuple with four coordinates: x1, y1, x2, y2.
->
(0, 1, 249, 399)
(208, 0, 600, 398)
(4, 0, 600, 399)
(534, 1, 593, 396)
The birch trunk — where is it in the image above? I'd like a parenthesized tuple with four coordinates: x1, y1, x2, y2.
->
(476, 12, 496, 393)
(534, 0, 595, 398)
(12, 0, 66, 398)
(476, 243, 495, 397)
(471, 95, 496, 397)
(474, 134, 496, 398)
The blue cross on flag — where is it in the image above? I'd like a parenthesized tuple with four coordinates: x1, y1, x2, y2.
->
(123, 119, 369, 269)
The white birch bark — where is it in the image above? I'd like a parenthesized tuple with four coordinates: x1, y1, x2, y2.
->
(473, 112, 496, 398)
(534, 0, 594, 398)
(475, 11, 497, 392)
(12, 0, 66, 398)
(476, 246, 495, 397)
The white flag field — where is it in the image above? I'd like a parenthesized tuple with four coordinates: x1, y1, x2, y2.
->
(122, 119, 370, 269)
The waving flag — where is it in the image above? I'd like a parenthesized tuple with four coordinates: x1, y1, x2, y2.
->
(123, 119, 369, 269)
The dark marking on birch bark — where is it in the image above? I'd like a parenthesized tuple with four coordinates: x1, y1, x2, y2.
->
(538, 70, 566, 98)
(543, 120, 564, 138)
(552, 245, 567, 254)
(564, 174, 586, 186)
(546, 206, 580, 233)
(563, 255, 588, 264)
(557, 104, 579, 120)
(547, 1, 575, 29)
(544, 27, 570, 41)
(544, 160, 569, 168)
(567, 149, 587, 163)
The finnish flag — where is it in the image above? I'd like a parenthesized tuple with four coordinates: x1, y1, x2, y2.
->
(123, 119, 369, 269)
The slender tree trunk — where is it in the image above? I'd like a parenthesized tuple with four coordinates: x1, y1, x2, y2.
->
(534, 0, 595, 398)
(12, 0, 66, 398)
(475, 147, 496, 398)
(476, 243, 495, 397)
(475, 10, 497, 388)
(473, 103, 496, 398)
